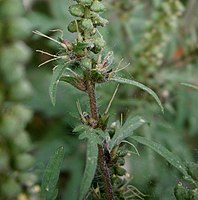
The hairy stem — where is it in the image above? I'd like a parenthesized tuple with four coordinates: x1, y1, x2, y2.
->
(86, 77, 115, 200)
(98, 144, 115, 200)
(86, 79, 98, 120)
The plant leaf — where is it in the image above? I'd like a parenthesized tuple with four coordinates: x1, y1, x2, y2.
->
(110, 116, 146, 150)
(79, 133, 99, 200)
(60, 75, 86, 91)
(131, 136, 195, 183)
(49, 65, 66, 106)
(41, 146, 65, 200)
(181, 83, 198, 90)
(110, 77, 164, 113)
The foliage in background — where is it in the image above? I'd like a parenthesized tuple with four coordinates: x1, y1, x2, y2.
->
(0, 0, 40, 199)
(0, 0, 198, 199)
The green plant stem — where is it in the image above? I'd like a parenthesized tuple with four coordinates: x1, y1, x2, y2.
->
(86, 79, 98, 120)
(86, 77, 115, 200)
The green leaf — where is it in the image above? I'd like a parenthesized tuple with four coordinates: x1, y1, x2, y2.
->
(79, 133, 99, 200)
(131, 136, 195, 183)
(60, 75, 86, 91)
(181, 83, 198, 90)
(110, 116, 146, 150)
(49, 65, 66, 106)
(73, 124, 88, 133)
(110, 77, 164, 113)
(73, 42, 89, 53)
(41, 146, 65, 200)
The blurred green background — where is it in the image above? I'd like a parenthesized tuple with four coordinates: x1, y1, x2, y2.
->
(0, 0, 198, 199)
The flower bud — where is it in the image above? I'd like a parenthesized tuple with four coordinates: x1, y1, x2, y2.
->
(91, 37, 106, 53)
(115, 166, 126, 176)
(69, 4, 85, 17)
(90, 0, 105, 13)
(7, 18, 31, 40)
(68, 20, 78, 33)
(81, 18, 94, 32)
(81, 57, 92, 69)
(8, 79, 33, 101)
(117, 157, 125, 166)
(91, 12, 108, 27)
(77, 0, 93, 6)
(12, 131, 32, 152)
(0, 178, 21, 198)
(15, 154, 35, 170)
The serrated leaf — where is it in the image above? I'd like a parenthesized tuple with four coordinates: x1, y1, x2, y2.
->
(49, 65, 66, 106)
(110, 116, 146, 150)
(41, 146, 65, 200)
(131, 136, 195, 183)
(79, 133, 99, 200)
(110, 77, 164, 113)
(181, 83, 198, 90)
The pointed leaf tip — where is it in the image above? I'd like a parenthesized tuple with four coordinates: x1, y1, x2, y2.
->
(49, 65, 66, 106)
(131, 136, 195, 184)
(110, 77, 164, 113)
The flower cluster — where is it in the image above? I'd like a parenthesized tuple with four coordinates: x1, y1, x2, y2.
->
(135, 0, 184, 74)
(0, 0, 40, 199)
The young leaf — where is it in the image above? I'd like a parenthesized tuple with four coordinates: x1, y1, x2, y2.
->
(181, 83, 198, 90)
(131, 136, 195, 183)
(41, 146, 65, 200)
(49, 65, 66, 106)
(110, 116, 146, 150)
(79, 133, 99, 200)
(60, 75, 86, 91)
(110, 77, 164, 113)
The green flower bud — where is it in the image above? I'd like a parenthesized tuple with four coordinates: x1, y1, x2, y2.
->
(92, 37, 106, 53)
(117, 149, 128, 157)
(90, 0, 105, 13)
(91, 12, 108, 27)
(0, 114, 19, 138)
(81, 18, 94, 31)
(11, 105, 32, 124)
(0, 178, 21, 198)
(15, 153, 35, 170)
(68, 20, 78, 33)
(8, 79, 33, 101)
(112, 176, 126, 188)
(0, 42, 31, 69)
(0, 0, 24, 19)
(94, 37, 106, 48)
(174, 183, 189, 200)
(2, 65, 25, 84)
(81, 57, 92, 69)
(77, 0, 93, 6)
(117, 157, 125, 166)
(13, 131, 32, 152)
(69, 4, 85, 17)
(115, 166, 126, 176)
(7, 18, 32, 40)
